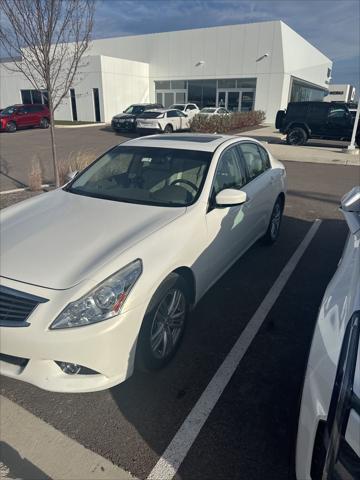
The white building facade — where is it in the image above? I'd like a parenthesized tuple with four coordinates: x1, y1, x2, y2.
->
(0, 21, 332, 123)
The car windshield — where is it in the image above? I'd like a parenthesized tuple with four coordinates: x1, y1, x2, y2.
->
(0, 106, 17, 115)
(201, 108, 216, 113)
(67, 146, 211, 207)
(170, 105, 185, 111)
(123, 105, 145, 115)
(138, 111, 164, 118)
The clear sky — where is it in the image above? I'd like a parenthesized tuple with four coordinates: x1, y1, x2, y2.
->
(94, 0, 360, 93)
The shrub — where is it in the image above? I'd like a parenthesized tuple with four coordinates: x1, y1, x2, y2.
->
(58, 150, 95, 185)
(28, 157, 43, 191)
(189, 110, 266, 133)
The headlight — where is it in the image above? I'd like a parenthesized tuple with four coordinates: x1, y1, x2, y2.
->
(50, 259, 142, 329)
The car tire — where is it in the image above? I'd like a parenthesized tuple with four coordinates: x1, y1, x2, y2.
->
(286, 127, 308, 146)
(136, 273, 189, 371)
(262, 196, 283, 245)
(163, 124, 173, 134)
(6, 122, 16, 133)
(40, 118, 50, 129)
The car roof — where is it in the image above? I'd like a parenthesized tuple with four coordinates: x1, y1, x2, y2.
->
(118, 133, 254, 152)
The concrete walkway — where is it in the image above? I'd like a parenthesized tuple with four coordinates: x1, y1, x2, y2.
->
(237, 125, 360, 167)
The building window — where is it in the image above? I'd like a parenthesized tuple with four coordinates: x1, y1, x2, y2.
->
(20, 89, 48, 105)
(290, 79, 326, 102)
(93, 88, 101, 122)
(70, 88, 78, 121)
(155, 80, 171, 90)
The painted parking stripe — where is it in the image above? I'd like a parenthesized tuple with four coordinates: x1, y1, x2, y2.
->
(148, 219, 322, 480)
(0, 395, 136, 480)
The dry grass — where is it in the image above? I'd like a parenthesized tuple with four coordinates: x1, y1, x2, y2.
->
(28, 157, 43, 191)
(58, 150, 96, 185)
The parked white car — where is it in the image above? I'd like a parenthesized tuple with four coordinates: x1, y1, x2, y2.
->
(0, 134, 286, 393)
(136, 108, 190, 134)
(199, 107, 229, 116)
(169, 103, 200, 117)
(296, 186, 360, 480)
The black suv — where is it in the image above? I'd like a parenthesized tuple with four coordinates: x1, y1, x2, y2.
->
(276, 101, 359, 146)
(111, 103, 163, 132)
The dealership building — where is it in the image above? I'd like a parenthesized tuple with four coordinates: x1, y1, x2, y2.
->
(0, 20, 332, 123)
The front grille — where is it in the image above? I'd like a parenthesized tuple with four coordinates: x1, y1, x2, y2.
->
(0, 352, 29, 367)
(0, 285, 48, 327)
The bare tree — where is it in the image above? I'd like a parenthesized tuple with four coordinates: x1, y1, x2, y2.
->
(0, 0, 95, 187)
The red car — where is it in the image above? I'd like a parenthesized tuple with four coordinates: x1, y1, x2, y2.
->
(0, 104, 50, 132)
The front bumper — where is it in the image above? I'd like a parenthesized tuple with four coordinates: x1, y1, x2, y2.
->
(137, 127, 162, 135)
(111, 120, 136, 131)
(0, 278, 147, 393)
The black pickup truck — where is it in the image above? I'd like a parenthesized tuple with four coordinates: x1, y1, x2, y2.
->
(276, 101, 359, 146)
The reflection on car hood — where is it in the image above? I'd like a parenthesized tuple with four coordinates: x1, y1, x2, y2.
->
(0, 189, 185, 289)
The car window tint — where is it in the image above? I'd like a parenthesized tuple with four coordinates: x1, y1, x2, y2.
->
(167, 110, 177, 118)
(238, 143, 268, 180)
(213, 146, 246, 195)
(257, 145, 271, 169)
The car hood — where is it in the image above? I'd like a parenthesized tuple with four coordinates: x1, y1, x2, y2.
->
(113, 114, 136, 120)
(0, 189, 185, 290)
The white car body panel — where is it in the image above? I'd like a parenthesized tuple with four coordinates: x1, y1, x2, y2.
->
(296, 210, 360, 479)
(136, 109, 190, 132)
(0, 135, 286, 392)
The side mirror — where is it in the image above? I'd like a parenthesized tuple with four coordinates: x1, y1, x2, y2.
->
(65, 170, 79, 183)
(215, 188, 247, 207)
(340, 186, 360, 234)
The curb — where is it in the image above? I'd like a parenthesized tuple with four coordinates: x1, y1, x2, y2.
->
(0, 184, 50, 195)
(55, 123, 106, 129)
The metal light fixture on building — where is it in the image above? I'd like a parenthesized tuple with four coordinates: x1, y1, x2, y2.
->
(256, 53, 269, 62)
(195, 60, 205, 67)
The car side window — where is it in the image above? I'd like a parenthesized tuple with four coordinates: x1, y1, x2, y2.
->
(238, 143, 268, 181)
(257, 145, 271, 170)
(187, 105, 196, 110)
(328, 105, 349, 125)
(212, 146, 246, 196)
(167, 110, 177, 118)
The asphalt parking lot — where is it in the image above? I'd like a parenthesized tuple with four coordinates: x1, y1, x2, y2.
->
(1, 153, 359, 479)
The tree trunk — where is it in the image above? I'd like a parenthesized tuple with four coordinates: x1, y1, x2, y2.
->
(48, 96, 59, 187)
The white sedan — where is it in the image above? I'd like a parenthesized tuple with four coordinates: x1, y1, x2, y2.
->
(136, 108, 190, 134)
(296, 186, 360, 480)
(199, 107, 230, 116)
(0, 134, 286, 393)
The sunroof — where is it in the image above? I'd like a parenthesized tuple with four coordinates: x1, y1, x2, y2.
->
(144, 135, 223, 143)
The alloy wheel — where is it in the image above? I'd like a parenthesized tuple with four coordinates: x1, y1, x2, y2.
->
(150, 288, 186, 359)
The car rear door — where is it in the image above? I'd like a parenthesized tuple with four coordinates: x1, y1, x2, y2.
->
(307, 103, 329, 137)
(326, 104, 353, 139)
(14, 106, 31, 127)
(237, 142, 278, 242)
(167, 110, 181, 130)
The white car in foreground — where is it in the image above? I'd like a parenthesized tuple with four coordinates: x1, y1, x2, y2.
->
(0, 134, 286, 393)
(136, 108, 190, 134)
(296, 186, 360, 480)
(199, 107, 230, 116)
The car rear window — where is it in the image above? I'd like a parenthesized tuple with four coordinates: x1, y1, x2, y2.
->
(139, 111, 164, 119)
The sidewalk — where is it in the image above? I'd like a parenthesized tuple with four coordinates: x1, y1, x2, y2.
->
(237, 125, 360, 167)
(0, 396, 136, 480)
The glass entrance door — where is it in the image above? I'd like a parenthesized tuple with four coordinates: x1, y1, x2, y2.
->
(217, 90, 240, 112)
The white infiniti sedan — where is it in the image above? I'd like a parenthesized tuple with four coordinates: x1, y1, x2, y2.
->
(0, 134, 286, 393)
(296, 187, 360, 480)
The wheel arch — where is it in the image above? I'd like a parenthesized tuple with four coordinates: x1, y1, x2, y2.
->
(286, 122, 311, 136)
(172, 266, 196, 307)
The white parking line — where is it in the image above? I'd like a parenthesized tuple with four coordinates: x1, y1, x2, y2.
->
(148, 219, 322, 480)
(0, 395, 136, 480)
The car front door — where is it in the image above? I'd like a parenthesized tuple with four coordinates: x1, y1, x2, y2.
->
(237, 142, 278, 243)
(326, 104, 353, 139)
(14, 106, 31, 127)
(204, 144, 251, 280)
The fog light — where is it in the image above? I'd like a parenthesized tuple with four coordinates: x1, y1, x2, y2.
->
(58, 362, 81, 375)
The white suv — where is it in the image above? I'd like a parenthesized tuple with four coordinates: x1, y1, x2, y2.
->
(169, 103, 200, 117)
(136, 108, 190, 134)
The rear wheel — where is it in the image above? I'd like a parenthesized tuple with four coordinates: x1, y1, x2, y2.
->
(6, 122, 16, 133)
(136, 273, 188, 371)
(286, 127, 307, 146)
(40, 117, 49, 129)
(163, 124, 173, 134)
(262, 197, 283, 245)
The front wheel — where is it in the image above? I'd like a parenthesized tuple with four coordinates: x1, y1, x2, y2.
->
(262, 197, 283, 245)
(136, 274, 188, 371)
(286, 127, 307, 146)
(6, 121, 16, 133)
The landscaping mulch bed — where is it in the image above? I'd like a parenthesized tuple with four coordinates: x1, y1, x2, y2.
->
(0, 190, 43, 210)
